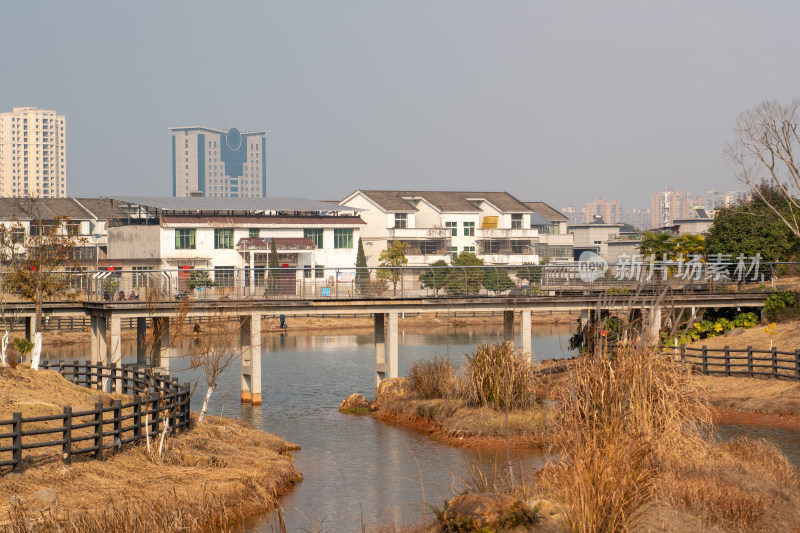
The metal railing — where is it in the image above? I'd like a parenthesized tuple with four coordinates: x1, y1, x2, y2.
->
(0, 261, 784, 304)
(0, 363, 191, 473)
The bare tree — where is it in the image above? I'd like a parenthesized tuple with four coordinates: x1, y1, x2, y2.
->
(727, 99, 800, 238)
(189, 312, 242, 423)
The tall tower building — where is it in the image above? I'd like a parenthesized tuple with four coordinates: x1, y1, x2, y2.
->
(170, 126, 267, 198)
(585, 198, 620, 224)
(0, 107, 67, 198)
(650, 190, 693, 228)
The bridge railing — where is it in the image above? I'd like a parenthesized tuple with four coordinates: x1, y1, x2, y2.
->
(0, 261, 780, 304)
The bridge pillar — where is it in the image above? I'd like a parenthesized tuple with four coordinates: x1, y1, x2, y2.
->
(24, 315, 37, 344)
(240, 314, 262, 405)
(152, 316, 169, 370)
(521, 309, 532, 359)
(503, 311, 514, 342)
(90, 315, 107, 367)
(136, 317, 147, 365)
(387, 312, 399, 380)
(374, 313, 386, 387)
(109, 315, 122, 392)
(648, 307, 662, 346)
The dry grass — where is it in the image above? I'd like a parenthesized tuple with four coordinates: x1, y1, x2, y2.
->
(463, 341, 539, 410)
(0, 415, 300, 531)
(407, 356, 459, 400)
(537, 347, 711, 533)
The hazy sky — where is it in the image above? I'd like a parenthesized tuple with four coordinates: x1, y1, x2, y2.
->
(2, 1, 798, 209)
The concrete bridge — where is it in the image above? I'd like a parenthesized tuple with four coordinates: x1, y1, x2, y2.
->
(6, 290, 769, 405)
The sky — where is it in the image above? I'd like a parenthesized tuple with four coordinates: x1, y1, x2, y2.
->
(2, 1, 798, 209)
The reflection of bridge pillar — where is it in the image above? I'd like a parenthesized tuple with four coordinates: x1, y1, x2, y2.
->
(521, 309, 532, 359)
(240, 314, 262, 405)
(109, 314, 122, 392)
(374, 313, 386, 387)
(503, 311, 514, 342)
(136, 317, 147, 365)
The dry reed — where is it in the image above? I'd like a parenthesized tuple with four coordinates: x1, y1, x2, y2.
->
(462, 341, 538, 410)
(538, 346, 711, 533)
(407, 355, 459, 400)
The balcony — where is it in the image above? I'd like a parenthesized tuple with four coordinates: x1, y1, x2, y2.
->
(538, 233, 574, 245)
(386, 227, 450, 239)
(476, 228, 539, 239)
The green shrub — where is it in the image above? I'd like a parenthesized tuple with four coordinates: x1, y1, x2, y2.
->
(764, 291, 796, 321)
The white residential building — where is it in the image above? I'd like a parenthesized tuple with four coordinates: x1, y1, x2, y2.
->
(170, 126, 267, 198)
(105, 197, 363, 294)
(340, 190, 562, 266)
(0, 107, 66, 198)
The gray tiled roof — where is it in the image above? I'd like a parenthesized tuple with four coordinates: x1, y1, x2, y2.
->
(524, 201, 568, 222)
(355, 190, 532, 213)
(0, 198, 93, 220)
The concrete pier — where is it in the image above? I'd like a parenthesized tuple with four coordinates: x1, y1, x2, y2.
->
(374, 312, 399, 387)
(152, 316, 170, 369)
(109, 315, 122, 391)
(240, 314, 262, 405)
(90, 315, 107, 366)
(521, 309, 532, 358)
(503, 310, 514, 341)
(136, 317, 147, 364)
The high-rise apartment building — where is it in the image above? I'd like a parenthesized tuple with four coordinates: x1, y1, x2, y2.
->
(619, 208, 651, 230)
(650, 190, 693, 228)
(585, 198, 620, 224)
(560, 206, 586, 225)
(170, 126, 267, 198)
(0, 107, 66, 198)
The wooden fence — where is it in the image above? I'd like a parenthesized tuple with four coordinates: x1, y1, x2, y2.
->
(0, 363, 191, 473)
(679, 345, 800, 380)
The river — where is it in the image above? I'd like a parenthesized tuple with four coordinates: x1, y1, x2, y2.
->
(43, 323, 800, 531)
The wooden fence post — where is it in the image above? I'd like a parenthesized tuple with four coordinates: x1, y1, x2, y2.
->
(112, 400, 122, 451)
(183, 383, 192, 430)
(702, 346, 708, 374)
(93, 402, 104, 460)
(62, 406, 72, 465)
(772, 347, 779, 378)
(133, 396, 142, 439)
(747, 346, 754, 377)
(11, 412, 22, 472)
(795, 350, 800, 381)
(724, 346, 731, 376)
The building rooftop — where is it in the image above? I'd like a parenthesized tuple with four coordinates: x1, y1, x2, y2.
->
(348, 190, 532, 213)
(524, 201, 568, 222)
(109, 197, 359, 214)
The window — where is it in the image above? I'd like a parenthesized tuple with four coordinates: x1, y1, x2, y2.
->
(303, 265, 312, 279)
(315, 265, 325, 278)
(303, 228, 323, 248)
(463, 221, 475, 236)
(445, 221, 457, 236)
(394, 213, 407, 229)
(175, 228, 196, 249)
(215, 229, 234, 249)
(511, 214, 523, 229)
(249, 228, 260, 238)
(132, 266, 152, 288)
(464, 246, 476, 254)
(447, 246, 458, 260)
(334, 229, 353, 249)
(214, 266, 234, 287)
